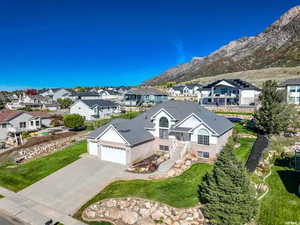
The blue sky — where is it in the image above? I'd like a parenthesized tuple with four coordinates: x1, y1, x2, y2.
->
(0, 0, 298, 90)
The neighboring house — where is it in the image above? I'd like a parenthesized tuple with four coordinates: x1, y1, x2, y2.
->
(6, 94, 53, 110)
(0, 109, 53, 141)
(98, 90, 123, 101)
(42, 103, 60, 111)
(168, 86, 185, 96)
(52, 89, 72, 101)
(70, 99, 120, 121)
(199, 79, 260, 106)
(87, 100, 233, 165)
(169, 84, 202, 97)
(278, 78, 300, 105)
(69, 92, 101, 100)
(123, 88, 168, 106)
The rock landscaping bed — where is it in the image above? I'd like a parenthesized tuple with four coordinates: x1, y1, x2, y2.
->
(83, 197, 205, 225)
(127, 152, 170, 173)
(151, 152, 211, 179)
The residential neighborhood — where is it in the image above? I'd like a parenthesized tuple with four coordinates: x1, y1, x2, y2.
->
(1, 2, 300, 225)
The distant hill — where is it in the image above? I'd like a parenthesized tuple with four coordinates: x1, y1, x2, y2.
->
(145, 6, 300, 85)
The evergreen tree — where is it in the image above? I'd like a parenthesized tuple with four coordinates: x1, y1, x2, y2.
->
(199, 141, 258, 225)
(253, 80, 291, 135)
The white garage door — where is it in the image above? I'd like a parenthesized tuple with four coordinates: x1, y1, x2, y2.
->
(101, 145, 126, 165)
(88, 141, 99, 156)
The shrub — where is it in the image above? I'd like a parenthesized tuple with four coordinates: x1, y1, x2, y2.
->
(63, 114, 85, 130)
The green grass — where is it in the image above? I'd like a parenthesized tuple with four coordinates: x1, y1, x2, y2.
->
(258, 161, 300, 225)
(214, 111, 253, 116)
(233, 137, 256, 163)
(74, 163, 213, 224)
(0, 141, 87, 192)
(234, 122, 257, 137)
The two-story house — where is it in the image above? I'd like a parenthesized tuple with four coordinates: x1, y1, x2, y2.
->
(70, 99, 120, 121)
(199, 79, 261, 106)
(87, 100, 233, 165)
(278, 78, 300, 105)
(0, 109, 53, 141)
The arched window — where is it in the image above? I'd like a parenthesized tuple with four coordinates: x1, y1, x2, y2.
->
(159, 117, 169, 128)
(198, 128, 209, 145)
(159, 117, 169, 139)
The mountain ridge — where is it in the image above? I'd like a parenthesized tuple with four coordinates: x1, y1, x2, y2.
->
(144, 6, 300, 85)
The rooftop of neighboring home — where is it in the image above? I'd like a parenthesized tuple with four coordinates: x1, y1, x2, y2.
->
(99, 90, 120, 95)
(202, 79, 260, 91)
(0, 109, 52, 123)
(77, 99, 119, 109)
(125, 87, 167, 96)
(278, 78, 300, 87)
(69, 91, 100, 97)
(88, 100, 233, 146)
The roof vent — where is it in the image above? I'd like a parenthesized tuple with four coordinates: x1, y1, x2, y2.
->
(120, 129, 130, 132)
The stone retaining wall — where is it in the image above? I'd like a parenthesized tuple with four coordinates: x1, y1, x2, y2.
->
(15, 133, 86, 162)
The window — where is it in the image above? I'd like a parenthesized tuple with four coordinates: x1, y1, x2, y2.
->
(159, 117, 169, 128)
(31, 121, 34, 126)
(159, 145, 169, 151)
(198, 151, 209, 158)
(20, 122, 26, 128)
(36, 120, 40, 126)
(2, 124, 7, 128)
(159, 117, 169, 139)
(159, 129, 169, 139)
(197, 129, 209, 145)
(290, 86, 297, 92)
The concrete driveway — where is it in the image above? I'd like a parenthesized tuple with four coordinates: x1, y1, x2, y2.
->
(19, 156, 127, 215)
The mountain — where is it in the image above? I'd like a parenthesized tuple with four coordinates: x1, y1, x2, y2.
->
(145, 6, 300, 85)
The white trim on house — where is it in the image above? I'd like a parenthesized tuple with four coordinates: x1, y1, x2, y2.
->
(96, 125, 130, 145)
(150, 108, 176, 121)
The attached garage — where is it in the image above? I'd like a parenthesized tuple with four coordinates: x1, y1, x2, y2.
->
(88, 141, 99, 156)
(100, 145, 127, 165)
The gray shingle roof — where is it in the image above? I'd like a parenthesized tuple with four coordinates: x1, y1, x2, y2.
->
(137, 100, 233, 135)
(70, 92, 100, 97)
(87, 118, 154, 146)
(202, 79, 260, 91)
(125, 88, 167, 96)
(81, 99, 118, 109)
(88, 100, 233, 146)
(279, 78, 300, 87)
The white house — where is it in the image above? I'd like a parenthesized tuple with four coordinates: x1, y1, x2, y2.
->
(98, 90, 123, 101)
(69, 92, 101, 101)
(169, 84, 202, 97)
(70, 99, 120, 121)
(198, 79, 261, 106)
(278, 78, 300, 105)
(87, 100, 233, 166)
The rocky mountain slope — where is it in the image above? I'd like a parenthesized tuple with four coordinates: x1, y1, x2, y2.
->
(145, 6, 300, 85)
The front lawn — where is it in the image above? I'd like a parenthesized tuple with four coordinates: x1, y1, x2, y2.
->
(74, 163, 213, 223)
(258, 161, 300, 225)
(0, 141, 87, 192)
